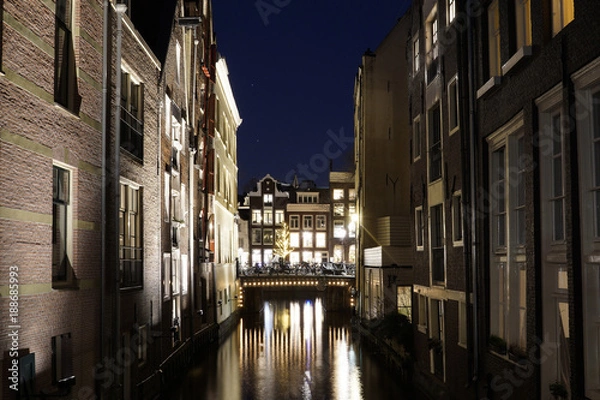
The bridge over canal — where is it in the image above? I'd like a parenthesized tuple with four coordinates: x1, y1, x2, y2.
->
(238, 275, 356, 312)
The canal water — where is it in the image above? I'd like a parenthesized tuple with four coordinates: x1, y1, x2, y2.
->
(167, 297, 419, 400)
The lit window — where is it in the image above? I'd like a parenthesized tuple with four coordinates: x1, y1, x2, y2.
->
(447, 0, 456, 23)
(263, 210, 273, 225)
(172, 256, 180, 295)
(426, 11, 439, 82)
(334, 221, 345, 239)
(348, 189, 356, 201)
(290, 215, 299, 229)
(550, 115, 565, 241)
(303, 215, 313, 229)
(54, 0, 77, 110)
(448, 77, 459, 133)
(290, 232, 299, 247)
(120, 182, 143, 288)
(163, 253, 171, 299)
(333, 189, 344, 200)
(53, 165, 71, 283)
(290, 252, 300, 264)
(488, 0, 501, 78)
(302, 251, 313, 262)
(514, 0, 532, 49)
(552, 0, 574, 36)
(316, 232, 326, 248)
(428, 104, 442, 182)
(252, 210, 262, 225)
(264, 194, 273, 206)
(334, 203, 345, 217)
(302, 232, 313, 248)
(316, 215, 326, 229)
(413, 117, 421, 160)
(397, 286, 412, 321)
(275, 210, 285, 225)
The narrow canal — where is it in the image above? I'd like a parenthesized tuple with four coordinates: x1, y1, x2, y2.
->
(167, 297, 421, 400)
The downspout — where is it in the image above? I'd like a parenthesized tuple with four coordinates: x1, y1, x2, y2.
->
(467, 6, 480, 395)
(100, 1, 109, 398)
(113, 3, 127, 398)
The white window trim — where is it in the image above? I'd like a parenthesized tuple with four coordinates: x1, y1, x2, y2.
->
(415, 206, 424, 251)
(448, 75, 460, 135)
(53, 161, 74, 284)
(413, 34, 420, 74)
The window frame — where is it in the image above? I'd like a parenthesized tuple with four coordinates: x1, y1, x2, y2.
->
(413, 116, 422, 161)
(551, 0, 575, 37)
(303, 215, 313, 230)
(415, 206, 424, 251)
(430, 203, 445, 285)
(52, 164, 72, 285)
(251, 228, 262, 245)
(428, 103, 442, 183)
(316, 215, 327, 230)
(413, 34, 420, 74)
(289, 215, 299, 229)
(452, 191, 463, 246)
(487, 0, 502, 79)
(54, 0, 77, 111)
(119, 179, 143, 289)
(448, 75, 460, 135)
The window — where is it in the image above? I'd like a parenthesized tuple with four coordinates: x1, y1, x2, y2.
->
(175, 41, 181, 84)
(550, 115, 565, 241)
(430, 204, 445, 284)
(162, 253, 171, 300)
(252, 210, 262, 225)
(448, 77, 459, 133)
(137, 325, 147, 363)
(302, 232, 313, 248)
(348, 189, 356, 201)
(275, 210, 284, 225)
(552, 0, 574, 36)
(418, 294, 428, 332)
(120, 182, 143, 288)
(413, 35, 420, 74)
(121, 70, 144, 160)
(181, 254, 188, 294)
(333, 245, 343, 262)
(413, 116, 422, 160)
(426, 11, 439, 82)
(164, 172, 170, 222)
(252, 228, 262, 245)
(514, 0, 532, 49)
(334, 203, 345, 217)
(298, 193, 319, 203)
(333, 189, 344, 200)
(397, 286, 412, 321)
(333, 221, 345, 239)
(290, 215, 299, 229)
(447, 0, 456, 24)
(302, 251, 313, 262)
(263, 229, 274, 245)
(316, 215, 326, 229)
(290, 232, 299, 247)
(428, 104, 442, 182)
(263, 210, 273, 225)
(263, 194, 273, 206)
(452, 192, 463, 245)
(487, 113, 527, 350)
(316, 232, 326, 248)
(415, 206, 424, 251)
(290, 252, 300, 264)
(53, 166, 71, 283)
(488, 0, 501, 78)
(303, 215, 313, 229)
(172, 256, 180, 295)
(54, 0, 77, 110)
(348, 220, 356, 238)
(51, 333, 73, 384)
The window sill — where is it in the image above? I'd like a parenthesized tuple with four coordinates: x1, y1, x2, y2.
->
(502, 46, 533, 76)
(477, 76, 502, 99)
(453, 241, 463, 247)
(417, 325, 427, 334)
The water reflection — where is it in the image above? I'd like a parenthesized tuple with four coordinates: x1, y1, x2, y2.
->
(169, 297, 414, 400)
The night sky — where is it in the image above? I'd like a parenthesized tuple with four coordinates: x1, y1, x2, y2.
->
(211, 1, 412, 192)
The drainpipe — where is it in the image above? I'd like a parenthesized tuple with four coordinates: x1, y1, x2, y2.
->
(467, 7, 480, 396)
(113, 3, 127, 398)
(100, 1, 109, 398)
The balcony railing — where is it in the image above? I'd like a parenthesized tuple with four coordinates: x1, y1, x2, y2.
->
(120, 107, 143, 161)
(120, 246, 143, 288)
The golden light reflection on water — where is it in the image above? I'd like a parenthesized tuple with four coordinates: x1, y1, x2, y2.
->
(239, 298, 363, 400)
